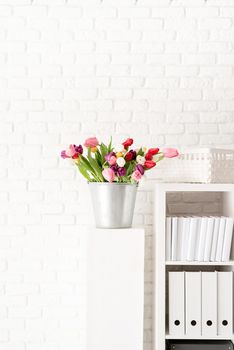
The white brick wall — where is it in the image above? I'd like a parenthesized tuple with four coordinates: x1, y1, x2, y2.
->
(0, 0, 234, 349)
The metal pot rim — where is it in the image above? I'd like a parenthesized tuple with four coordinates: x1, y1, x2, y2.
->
(88, 182, 138, 187)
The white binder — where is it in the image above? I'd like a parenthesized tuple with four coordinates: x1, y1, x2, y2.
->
(187, 218, 198, 261)
(169, 271, 185, 336)
(215, 217, 226, 262)
(181, 217, 190, 261)
(217, 271, 233, 336)
(204, 217, 215, 261)
(194, 217, 202, 261)
(210, 217, 220, 262)
(185, 272, 201, 336)
(201, 272, 217, 336)
(171, 217, 178, 261)
(222, 217, 234, 261)
(166, 217, 172, 261)
(177, 217, 184, 261)
(196, 217, 208, 261)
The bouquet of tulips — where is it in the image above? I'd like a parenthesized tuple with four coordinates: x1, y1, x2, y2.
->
(61, 137, 179, 183)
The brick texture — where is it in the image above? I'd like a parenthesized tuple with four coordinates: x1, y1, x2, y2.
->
(0, 0, 234, 349)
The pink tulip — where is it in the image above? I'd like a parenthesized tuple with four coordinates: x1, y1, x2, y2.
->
(131, 170, 142, 182)
(65, 144, 77, 158)
(61, 144, 83, 159)
(109, 156, 117, 166)
(102, 168, 115, 182)
(163, 148, 179, 158)
(84, 137, 99, 148)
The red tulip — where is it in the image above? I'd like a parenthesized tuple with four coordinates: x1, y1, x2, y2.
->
(145, 148, 159, 161)
(148, 148, 159, 156)
(122, 138, 133, 150)
(144, 160, 156, 169)
(125, 152, 133, 161)
(125, 150, 137, 161)
(145, 153, 153, 161)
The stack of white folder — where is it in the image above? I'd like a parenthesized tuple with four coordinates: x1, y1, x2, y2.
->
(166, 216, 234, 262)
(169, 271, 233, 337)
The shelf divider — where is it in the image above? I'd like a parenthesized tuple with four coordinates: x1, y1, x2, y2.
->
(166, 260, 234, 266)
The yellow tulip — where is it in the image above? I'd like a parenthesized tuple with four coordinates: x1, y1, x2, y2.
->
(116, 152, 123, 158)
(91, 147, 97, 152)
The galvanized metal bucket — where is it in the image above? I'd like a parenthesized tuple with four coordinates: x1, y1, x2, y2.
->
(88, 182, 138, 229)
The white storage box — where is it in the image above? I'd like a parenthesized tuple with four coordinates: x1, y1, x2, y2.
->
(151, 148, 234, 184)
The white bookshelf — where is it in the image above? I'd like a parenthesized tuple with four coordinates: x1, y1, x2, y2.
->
(166, 261, 234, 266)
(153, 183, 234, 350)
(165, 334, 233, 340)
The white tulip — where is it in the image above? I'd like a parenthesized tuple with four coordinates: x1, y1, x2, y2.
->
(113, 144, 124, 153)
(136, 155, 145, 165)
(116, 157, 126, 167)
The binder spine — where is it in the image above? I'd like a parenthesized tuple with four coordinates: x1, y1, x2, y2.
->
(201, 272, 217, 336)
(217, 271, 233, 336)
(169, 271, 185, 336)
(185, 272, 202, 336)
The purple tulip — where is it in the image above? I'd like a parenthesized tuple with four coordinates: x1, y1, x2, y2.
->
(136, 164, 144, 175)
(75, 144, 83, 154)
(110, 164, 118, 174)
(128, 150, 137, 160)
(117, 167, 126, 177)
(61, 150, 68, 159)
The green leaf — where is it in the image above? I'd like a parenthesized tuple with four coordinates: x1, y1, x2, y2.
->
(95, 149, 104, 166)
(78, 156, 99, 182)
(121, 176, 129, 183)
(79, 155, 95, 173)
(108, 136, 113, 152)
(100, 142, 109, 159)
(87, 148, 104, 181)
(126, 161, 136, 176)
(76, 163, 92, 181)
(137, 147, 144, 156)
(155, 153, 165, 162)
